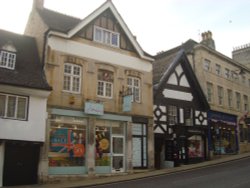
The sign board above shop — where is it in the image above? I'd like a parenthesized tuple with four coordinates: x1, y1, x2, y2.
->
(84, 101, 104, 115)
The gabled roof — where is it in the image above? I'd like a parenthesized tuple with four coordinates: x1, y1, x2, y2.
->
(37, 8, 81, 33)
(37, 0, 153, 61)
(0, 29, 52, 90)
(153, 49, 209, 110)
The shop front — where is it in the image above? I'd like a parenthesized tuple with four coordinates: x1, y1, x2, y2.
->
(44, 107, 132, 180)
(174, 126, 207, 165)
(208, 111, 238, 155)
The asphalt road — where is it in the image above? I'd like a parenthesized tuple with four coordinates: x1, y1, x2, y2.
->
(85, 157, 250, 188)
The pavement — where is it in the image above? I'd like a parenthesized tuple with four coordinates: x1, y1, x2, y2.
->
(7, 152, 250, 188)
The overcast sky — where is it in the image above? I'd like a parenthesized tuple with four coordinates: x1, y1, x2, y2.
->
(0, 0, 250, 57)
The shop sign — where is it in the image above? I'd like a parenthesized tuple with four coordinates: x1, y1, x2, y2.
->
(85, 101, 104, 115)
(123, 95, 132, 112)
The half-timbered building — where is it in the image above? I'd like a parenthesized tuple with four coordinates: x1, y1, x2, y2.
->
(153, 49, 209, 169)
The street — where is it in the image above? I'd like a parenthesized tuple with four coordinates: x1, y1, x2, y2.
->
(84, 157, 250, 188)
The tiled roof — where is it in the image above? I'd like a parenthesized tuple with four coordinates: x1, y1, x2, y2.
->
(153, 39, 198, 85)
(37, 8, 81, 33)
(0, 29, 52, 90)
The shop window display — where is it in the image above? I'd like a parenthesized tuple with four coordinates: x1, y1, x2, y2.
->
(49, 117, 86, 167)
(95, 126, 111, 166)
(188, 135, 204, 158)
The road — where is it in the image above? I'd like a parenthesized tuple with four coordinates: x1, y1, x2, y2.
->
(84, 157, 250, 188)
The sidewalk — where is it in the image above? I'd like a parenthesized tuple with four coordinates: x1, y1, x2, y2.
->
(8, 152, 250, 188)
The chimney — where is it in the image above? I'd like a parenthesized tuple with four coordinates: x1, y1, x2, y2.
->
(201, 30, 216, 50)
(33, 0, 44, 9)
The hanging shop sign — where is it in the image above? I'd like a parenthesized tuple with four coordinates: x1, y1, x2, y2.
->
(85, 101, 104, 115)
(123, 95, 132, 112)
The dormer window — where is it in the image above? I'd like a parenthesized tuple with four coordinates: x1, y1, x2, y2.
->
(94, 26, 119, 47)
(0, 50, 16, 70)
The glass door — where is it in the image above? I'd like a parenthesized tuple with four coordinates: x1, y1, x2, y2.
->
(112, 136, 124, 172)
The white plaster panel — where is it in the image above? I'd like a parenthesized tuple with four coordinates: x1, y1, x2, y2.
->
(203, 119, 208, 126)
(0, 96, 48, 142)
(160, 115, 167, 121)
(167, 73, 178, 85)
(48, 37, 152, 72)
(175, 65, 183, 76)
(180, 75, 190, 87)
(162, 89, 193, 101)
(154, 126, 164, 134)
(179, 108, 184, 123)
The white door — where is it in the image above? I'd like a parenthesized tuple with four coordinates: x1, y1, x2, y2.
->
(112, 136, 124, 172)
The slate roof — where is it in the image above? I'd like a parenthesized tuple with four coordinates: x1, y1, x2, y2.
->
(153, 39, 198, 85)
(0, 29, 52, 90)
(153, 48, 209, 110)
(37, 8, 81, 33)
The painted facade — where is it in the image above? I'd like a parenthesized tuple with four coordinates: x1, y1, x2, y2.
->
(0, 29, 51, 186)
(25, 0, 154, 183)
(153, 50, 209, 169)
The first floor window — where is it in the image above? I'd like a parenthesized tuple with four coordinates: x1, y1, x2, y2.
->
(227, 89, 233, 108)
(63, 63, 81, 93)
(217, 86, 224, 106)
(0, 93, 28, 120)
(168, 105, 177, 125)
(127, 76, 141, 103)
(207, 82, 213, 103)
(236, 92, 241, 111)
(97, 70, 113, 98)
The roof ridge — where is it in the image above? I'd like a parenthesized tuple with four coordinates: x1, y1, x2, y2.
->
(38, 7, 82, 21)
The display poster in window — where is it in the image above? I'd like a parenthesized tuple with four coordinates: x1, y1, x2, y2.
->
(49, 128, 85, 167)
(188, 137, 204, 158)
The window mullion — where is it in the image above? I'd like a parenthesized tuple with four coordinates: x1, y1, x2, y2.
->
(14, 96, 18, 118)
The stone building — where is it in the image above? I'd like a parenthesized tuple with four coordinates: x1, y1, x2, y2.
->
(156, 31, 250, 157)
(25, 0, 154, 183)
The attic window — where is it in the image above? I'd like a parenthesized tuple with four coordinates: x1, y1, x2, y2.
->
(0, 50, 16, 70)
(94, 26, 119, 47)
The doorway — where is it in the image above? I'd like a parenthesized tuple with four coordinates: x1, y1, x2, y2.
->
(112, 136, 124, 172)
(3, 141, 40, 186)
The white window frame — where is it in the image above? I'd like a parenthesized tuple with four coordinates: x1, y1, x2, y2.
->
(0, 93, 28, 120)
(63, 63, 81, 93)
(127, 76, 141, 103)
(97, 70, 114, 99)
(94, 26, 120, 47)
(0, 50, 16, 70)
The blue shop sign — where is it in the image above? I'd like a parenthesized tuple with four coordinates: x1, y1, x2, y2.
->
(208, 111, 237, 125)
(84, 102, 104, 115)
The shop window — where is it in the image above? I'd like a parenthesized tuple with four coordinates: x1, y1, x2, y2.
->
(49, 117, 86, 167)
(188, 135, 204, 158)
(95, 121, 125, 173)
(95, 126, 111, 167)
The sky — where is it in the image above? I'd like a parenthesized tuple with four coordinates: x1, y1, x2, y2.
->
(0, 0, 250, 58)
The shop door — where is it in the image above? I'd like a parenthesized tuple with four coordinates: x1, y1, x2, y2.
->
(132, 123, 147, 169)
(112, 136, 124, 172)
(178, 138, 188, 164)
(3, 142, 40, 186)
